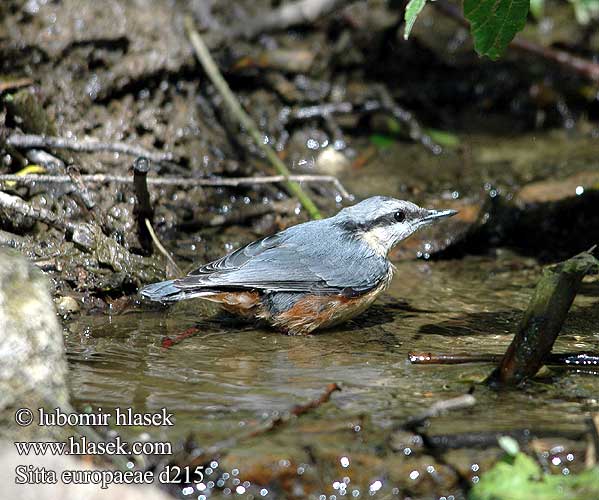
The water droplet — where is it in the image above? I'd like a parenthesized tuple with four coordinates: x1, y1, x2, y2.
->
(369, 480, 382, 492)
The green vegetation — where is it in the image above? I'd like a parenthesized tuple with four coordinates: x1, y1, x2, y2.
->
(470, 437, 599, 500)
(463, 0, 530, 59)
(404, 0, 599, 58)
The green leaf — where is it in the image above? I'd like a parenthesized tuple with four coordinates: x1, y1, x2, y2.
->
(464, 0, 530, 59)
(470, 453, 599, 500)
(404, 0, 427, 40)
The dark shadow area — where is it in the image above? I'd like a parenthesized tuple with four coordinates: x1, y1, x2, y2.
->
(437, 191, 599, 263)
(417, 302, 599, 339)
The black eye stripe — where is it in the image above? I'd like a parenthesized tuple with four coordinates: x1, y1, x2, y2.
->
(367, 211, 408, 229)
(336, 210, 411, 232)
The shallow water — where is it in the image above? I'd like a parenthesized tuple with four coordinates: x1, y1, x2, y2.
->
(65, 253, 599, 497)
(64, 131, 599, 498)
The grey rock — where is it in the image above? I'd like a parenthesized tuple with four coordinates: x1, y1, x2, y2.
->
(0, 249, 69, 440)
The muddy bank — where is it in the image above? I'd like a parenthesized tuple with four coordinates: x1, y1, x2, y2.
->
(2, 1, 599, 315)
(2, 0, 599, 499)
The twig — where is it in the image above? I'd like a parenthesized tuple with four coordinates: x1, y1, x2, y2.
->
(401, 394, 476, 430)
(0, 191, 164, 283)
(375, 85, 441, 154)
(0, 173, 351, 198)
(409, 351, 599, 366)
(132, 158, 154, 255)
(0, 78, 34, 93)
(511, 38, 599, 81)
(5, 133, 175, 164)
(589, 414, 599, 467)
(184, 16, 323, 219)
(426, 428, 587, 450)
(0, 190, 72, 230)
(186, 383, 341, 466)
(161, 326, 201, 349)
(281, 98, 440, 153)
(279, 102, 354, 123)
(409, 352, 503, 364)
(291, 383, 341, 417)
(145, 219, 182, 277)
(232, 0, 357, 39)
(248, 382, 341, 435)
(66, 165, 95, 209)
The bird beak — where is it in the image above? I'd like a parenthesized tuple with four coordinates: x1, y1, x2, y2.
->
(422, 209, 458, 222)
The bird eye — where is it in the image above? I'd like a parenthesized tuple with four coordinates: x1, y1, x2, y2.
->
(394, 211, 406, 223)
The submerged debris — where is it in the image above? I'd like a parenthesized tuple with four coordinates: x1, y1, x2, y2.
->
(487, 248, 599, 387)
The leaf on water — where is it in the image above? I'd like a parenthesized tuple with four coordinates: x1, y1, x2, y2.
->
(404, 0, 427, 40)
(464, 0, 530, 59)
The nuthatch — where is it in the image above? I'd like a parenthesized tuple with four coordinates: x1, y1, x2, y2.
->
(141, 196, 457, 335)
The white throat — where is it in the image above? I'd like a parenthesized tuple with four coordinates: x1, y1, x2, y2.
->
(360, 227, 391, 257)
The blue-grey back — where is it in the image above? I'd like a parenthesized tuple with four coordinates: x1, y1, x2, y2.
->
(176, 216, 389, 294)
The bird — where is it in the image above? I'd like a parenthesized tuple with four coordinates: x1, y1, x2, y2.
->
(140, 196, 457, 335)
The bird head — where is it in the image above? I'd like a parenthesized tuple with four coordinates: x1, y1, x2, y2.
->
(334, 196, 457, 256)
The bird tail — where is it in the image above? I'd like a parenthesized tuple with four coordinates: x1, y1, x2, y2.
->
(140, 280, 188, 302)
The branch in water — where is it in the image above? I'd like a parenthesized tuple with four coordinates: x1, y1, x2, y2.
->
(487, 248, 599, 387)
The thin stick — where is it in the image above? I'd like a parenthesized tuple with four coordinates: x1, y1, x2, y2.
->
(184, 16, 323, 219)
(0, 173, 351, 198)
(186, 383, 341, 465)
(409, 352, 503, 364)
(409, 351, 599, 366)
(0, 190, 71, 230)
(5, 133, 175, 164)
(401, 394, 476, 430)
(145, 219, 182, 276)
(589, 414, 599, 467)
(161, 326, 201, 349)
(0, 78, 34, 93)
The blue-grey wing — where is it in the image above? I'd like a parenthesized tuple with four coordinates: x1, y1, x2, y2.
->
(175, 222, 387, 294)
